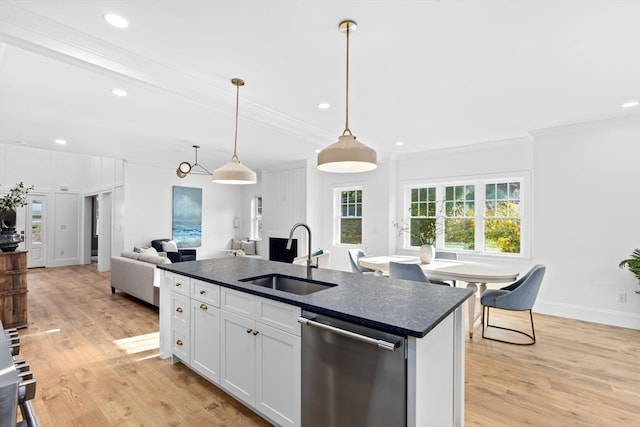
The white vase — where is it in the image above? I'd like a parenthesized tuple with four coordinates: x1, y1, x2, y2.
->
(419, 244, 435, 264)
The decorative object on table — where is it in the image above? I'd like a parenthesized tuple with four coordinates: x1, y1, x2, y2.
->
(211, 78, 257, 184)
(230, 248, 245, 257)
(618, 248, 640, 294)
(317, 19, 377, 173)
(176, 145, 212, 178)
(393, 217, 440, 264)
(172, 186, 202, 248)
(0, 182, 33, 252)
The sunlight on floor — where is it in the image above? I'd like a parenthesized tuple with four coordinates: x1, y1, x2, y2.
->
(113, 332, 159, 355)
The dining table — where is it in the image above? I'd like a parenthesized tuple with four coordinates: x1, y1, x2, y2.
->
(358, 255, 520, 339)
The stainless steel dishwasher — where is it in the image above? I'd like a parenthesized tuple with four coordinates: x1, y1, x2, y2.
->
(298, 310, 407, 427)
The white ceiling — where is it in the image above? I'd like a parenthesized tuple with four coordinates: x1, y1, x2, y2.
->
(1, 0, 639, 172)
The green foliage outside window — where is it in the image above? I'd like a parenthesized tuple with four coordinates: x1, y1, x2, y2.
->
(340, 190, 362, 244)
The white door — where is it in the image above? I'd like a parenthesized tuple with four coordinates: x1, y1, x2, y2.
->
(26, 195, 46, 268)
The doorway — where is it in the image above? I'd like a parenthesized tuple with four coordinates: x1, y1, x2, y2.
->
(26, 194, 46, 268)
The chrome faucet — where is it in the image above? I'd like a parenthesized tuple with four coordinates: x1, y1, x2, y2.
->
(287, 222, 316, 277)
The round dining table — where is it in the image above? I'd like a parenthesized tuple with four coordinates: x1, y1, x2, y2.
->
(358, 255, 520, 339)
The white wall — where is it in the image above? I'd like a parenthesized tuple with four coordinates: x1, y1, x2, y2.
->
(122, 161, 245, 260)
(1, 144, 120, 267)
(532, 116, 640, 329)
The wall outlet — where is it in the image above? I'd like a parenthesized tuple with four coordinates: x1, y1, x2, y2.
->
(616, 291, 627, 303)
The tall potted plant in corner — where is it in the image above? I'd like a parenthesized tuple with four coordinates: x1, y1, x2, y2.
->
(0, 182, 34, 252)
(619, 249, 640, 295)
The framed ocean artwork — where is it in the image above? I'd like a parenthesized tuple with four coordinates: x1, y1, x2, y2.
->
(172, 186, 202, 248)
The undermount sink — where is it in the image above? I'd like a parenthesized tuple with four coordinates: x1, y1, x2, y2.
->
(239, 273, 337, 295)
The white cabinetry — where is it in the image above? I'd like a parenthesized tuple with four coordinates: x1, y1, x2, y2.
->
(162, 272, 301, 427)
(190, 279, 221, 384)
(220, 288, 301, 427)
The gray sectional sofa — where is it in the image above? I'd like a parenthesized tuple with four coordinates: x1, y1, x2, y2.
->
(110, 250, 171, 306)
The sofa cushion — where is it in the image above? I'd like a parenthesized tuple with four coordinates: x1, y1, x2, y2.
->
(121, 251, 141, 260)
(162, 240, 178, 253)
(232, 239, 242, 250)
(241, 240, 256, 255)
(143, 246, 160, 256)
(138, 253, 172, 265)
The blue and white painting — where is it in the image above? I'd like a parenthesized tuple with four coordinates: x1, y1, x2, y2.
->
(172, 186, 202, 248)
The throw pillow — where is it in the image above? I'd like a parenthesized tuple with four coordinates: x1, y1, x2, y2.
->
(143, 247, 159, 256)
(162, 240, 178, 253)
(232, 239, 242, 250)
(241, 240, 256, 255)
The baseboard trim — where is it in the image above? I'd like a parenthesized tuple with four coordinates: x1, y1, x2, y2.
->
(534, 299, 640, 330)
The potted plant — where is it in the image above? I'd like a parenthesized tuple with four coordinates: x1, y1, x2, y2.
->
(619, 249, 640, 295)
(0, 182, 34, 252)
(393, 218, 441, 264)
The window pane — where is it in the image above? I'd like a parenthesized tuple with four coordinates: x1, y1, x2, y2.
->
(454, 186, 464, 201)
(497, 183, 507, 198)
(485, 201, 495, 216)
(484, 218, 520, 253)
(509, 182, 520, 199)
(427, 202, 436, 217)
(444, 218, 475, 250)
(445, 186, 454, 200)
(428, 187, 436, 200)
(465, 185, 475, 200)
(445, 201, 454, 216)
(340, 218, 362, 244)
(411, 188, 419, 201)
(356, 191, 362, 203)
(486, 184, 495, 199)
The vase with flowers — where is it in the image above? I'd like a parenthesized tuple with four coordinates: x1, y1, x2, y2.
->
(0, 182, 34, 252)
(393, 217, 441, 264)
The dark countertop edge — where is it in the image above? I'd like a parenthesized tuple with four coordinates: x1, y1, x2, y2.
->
(158, 264, 474, 338)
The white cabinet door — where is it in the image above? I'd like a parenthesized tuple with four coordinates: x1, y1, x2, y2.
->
(191, 299, 220, 384)
(220, 310, 256, 405)
(255, 322, 301, 427)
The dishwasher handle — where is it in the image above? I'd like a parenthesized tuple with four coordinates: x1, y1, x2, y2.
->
(297, 316, 400, 352)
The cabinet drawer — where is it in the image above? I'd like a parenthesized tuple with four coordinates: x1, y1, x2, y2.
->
(191, 279, 220, 307)
(221, 288, 255, 318)
(172, 328, 189, 361)
(166, 272, 190, 296)
(256, 297, 301, 336)
(172, 292, 190, 330)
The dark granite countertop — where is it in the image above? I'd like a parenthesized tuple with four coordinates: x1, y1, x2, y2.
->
(158, 257, 473, 338)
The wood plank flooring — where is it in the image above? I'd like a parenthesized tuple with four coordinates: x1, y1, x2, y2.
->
(14, 264, 640, 426)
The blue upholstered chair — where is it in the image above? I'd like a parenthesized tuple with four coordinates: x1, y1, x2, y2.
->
(348, 249, 375, 275)
(434, 251, 458, 286)
(480, 264, 546, 345)
(388, 261, 449, 286)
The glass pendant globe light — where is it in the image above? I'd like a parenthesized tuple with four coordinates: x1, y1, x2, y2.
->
(317, 20, 377, 173)
(212, 78, 257, 184)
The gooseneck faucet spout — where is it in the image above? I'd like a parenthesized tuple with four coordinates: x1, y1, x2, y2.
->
(287, 222, 315, 278)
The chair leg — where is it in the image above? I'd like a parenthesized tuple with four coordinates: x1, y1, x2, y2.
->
(481, 307, 536, 345)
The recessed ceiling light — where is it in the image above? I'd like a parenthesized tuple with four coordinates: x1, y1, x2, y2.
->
(111, 88, 127, 97)
(104, 13, 129, 29)
(395, 141, 404, 146)
(55, 139, 67, 145)
(622, 100, 639, 108)
(318, 102, 330, 110)
(315, 149, 322, 153)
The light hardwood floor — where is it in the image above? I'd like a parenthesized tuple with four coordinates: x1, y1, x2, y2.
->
(14, 264, 640, 426)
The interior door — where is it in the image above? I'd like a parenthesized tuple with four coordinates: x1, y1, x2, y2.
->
(27, 194, 46, 268)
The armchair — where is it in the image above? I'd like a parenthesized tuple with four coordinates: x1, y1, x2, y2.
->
(151, 239, 196, 262)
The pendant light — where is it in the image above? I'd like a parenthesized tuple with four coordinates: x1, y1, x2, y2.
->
(176, 145, 212, 178)
(212, 78, 257, 184)
(317, 19, 377, 173)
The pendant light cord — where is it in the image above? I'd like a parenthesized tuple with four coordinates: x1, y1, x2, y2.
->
(232, 83, 240, 161)
(343, 24, 352, 136)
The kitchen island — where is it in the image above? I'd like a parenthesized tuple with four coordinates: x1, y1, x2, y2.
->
(158, 256, 473, 427)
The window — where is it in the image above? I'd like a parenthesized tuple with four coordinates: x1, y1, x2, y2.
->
(409, 186, 437, 246)
(338, 189, 362, 244)
(444, 184, 476, 250)
(251, 195, 262, 240)
(484, 181, 520, 253)
(403, 177, 523, 255)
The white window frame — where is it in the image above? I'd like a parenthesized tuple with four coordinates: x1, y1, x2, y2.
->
(250, 195, 262, 241)
(334, 186, 363, 246)
(400, 173, 529, 258)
